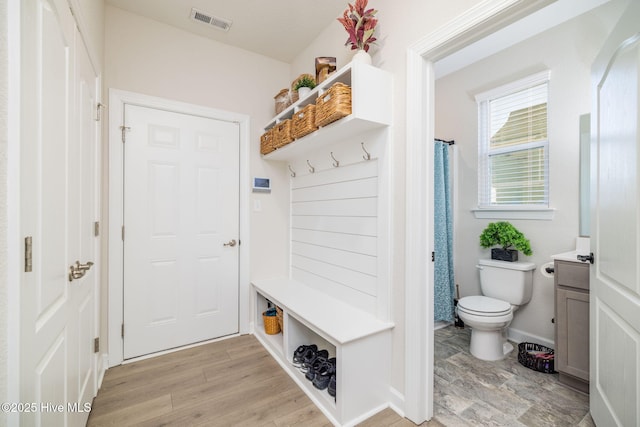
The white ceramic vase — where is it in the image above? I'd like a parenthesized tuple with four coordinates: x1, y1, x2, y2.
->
(352, 49, 372, 65)
(298, 86, 311, 99)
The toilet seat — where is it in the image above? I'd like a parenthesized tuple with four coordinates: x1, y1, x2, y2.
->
(458, 295, 511, 317)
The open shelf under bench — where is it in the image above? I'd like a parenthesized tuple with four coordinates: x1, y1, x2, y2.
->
(252, 278, 394, 427)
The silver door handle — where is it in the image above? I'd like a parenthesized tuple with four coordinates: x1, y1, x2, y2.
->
(69, 260, 94, 282)
(223, 239, 237, 247)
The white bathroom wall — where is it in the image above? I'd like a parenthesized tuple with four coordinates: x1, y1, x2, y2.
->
(103, 5, 293, 350)
(435, 0, 626, 345)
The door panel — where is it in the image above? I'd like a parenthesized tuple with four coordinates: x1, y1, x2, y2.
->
(591, 1, 640, 424)
(123, 105, 240, 359)
(20, 0, 99, 425)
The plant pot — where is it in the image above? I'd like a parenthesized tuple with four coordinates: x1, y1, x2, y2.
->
(297, 86, 311, 99)
(491, 248, 518, 262)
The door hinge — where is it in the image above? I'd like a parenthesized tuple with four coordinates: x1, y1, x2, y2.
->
(94, 337, 100, 353)
(120, 125, 131, 143)
(121, 324, 125, 338)
(432, 251, 435, 262)
(121, 225, 125, 241)
(94, 221, 100, 237)
(25, 236, 33, 272)
(96, 102, 105, 121)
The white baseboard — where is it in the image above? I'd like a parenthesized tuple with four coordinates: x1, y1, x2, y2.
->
(97, 353, 109, 389)
(388, 387, 405, 418)
(507, 327, 554, 349)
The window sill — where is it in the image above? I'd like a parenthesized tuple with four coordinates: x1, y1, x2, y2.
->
(472, 207, 555, 220)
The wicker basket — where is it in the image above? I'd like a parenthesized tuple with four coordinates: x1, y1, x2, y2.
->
(276, 306, 284, 333)
(274, 88, 291, 115)
(273, 119, 294, 149)
(291, 104, 318, 139)
(315, 82, 352, 127)
(517, 342, 555, 373)
(263, 311, 281, 335)
(260, 127, 276, 155)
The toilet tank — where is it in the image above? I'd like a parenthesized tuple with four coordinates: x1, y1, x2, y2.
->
(477, 259, 536, 305)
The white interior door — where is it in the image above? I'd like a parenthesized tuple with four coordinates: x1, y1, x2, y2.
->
(590, 1, 640, 425)
(123, 104, 240, 359)
(19, 0, 97, 425)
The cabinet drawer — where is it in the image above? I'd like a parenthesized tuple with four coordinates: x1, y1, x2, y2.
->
(555, 260, 589, 291)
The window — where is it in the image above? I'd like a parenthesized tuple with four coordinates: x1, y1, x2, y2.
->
(476, 72, 550, 210)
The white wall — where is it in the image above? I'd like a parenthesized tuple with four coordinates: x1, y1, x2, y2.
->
(289, 0, 486, 399)
(103, 6, 293, 348)
(435, 0, 625, 344)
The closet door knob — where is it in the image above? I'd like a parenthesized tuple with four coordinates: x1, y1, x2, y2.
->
(223, 239, 237, 247)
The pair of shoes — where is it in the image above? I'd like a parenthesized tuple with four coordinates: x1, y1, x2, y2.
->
(313, 357, 336, 390)
(304, 352, 331, 381)
(301, 349, 329, 374)
(328, 373, 336, 398)
(293, 344, 316, 368)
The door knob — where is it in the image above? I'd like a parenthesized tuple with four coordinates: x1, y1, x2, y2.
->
(223, 239, 237, 247)
(68, 260, 94, 282)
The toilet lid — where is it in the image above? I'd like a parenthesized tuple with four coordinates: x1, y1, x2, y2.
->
(458, 296, 511, 316)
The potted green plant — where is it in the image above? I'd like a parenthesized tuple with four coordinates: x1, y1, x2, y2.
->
(479, 221, 533, 262)
(294, 75, 317, 99)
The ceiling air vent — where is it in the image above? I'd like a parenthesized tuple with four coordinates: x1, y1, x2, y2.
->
(189, 8, 232, 32)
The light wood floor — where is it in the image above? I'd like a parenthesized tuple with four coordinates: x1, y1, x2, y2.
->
(87, 334, 419, 426)
(88, 328, 592, 426)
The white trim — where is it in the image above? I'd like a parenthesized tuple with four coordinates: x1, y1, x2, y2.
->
(107, 89, 250, 367)
(388, 386, 406, 418)
(474, 70, 550, 102)
(404, 0, 557, 423)
(472, 207, 556, 220)
(507, 327, 554, 349)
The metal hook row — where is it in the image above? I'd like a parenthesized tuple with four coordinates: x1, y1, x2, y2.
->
(287, 143, 371, 177)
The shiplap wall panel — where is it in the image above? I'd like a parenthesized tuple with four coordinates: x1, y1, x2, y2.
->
(291, 160, 380, 315)
(291, 229, 377, 257)
(291, 241, 377, 275)
(291, 216, 377, 236)
(291, 268, 377, 315)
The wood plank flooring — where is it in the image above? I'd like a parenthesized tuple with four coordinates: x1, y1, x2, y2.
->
(88, 328, 593, 426)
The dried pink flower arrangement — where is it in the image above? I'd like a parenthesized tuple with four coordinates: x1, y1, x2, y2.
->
(337, 0, 378, 52)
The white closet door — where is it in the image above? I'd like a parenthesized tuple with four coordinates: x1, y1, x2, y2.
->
(123, 104, 240, 359)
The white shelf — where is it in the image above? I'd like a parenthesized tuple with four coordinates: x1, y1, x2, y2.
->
(262, 62, 392, 162)
(252, 279, 393, 426)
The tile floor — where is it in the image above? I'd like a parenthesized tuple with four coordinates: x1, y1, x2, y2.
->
(431, 325, 593, 426)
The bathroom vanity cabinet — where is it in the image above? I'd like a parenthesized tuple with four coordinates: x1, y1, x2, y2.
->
(554, 260, 590, 393)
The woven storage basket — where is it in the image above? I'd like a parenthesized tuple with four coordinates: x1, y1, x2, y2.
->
(276, 306, 284, 333)
(517, 342, 555, 373)
(315, 82, 352, 127)
(273, 119, 293, 149)
(291, 104, 318, 139)
(262, 311, 281, 335)
(260, 127, 276, 155)
(274, 88, 291, 115)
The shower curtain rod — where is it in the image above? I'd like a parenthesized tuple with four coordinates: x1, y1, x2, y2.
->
(435, 138, 455, 145)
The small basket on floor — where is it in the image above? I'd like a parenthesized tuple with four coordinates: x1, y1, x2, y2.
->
(262, 311, 281, 335)
(517, 342, 555, 373)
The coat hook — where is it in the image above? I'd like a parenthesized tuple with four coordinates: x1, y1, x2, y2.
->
(288, 165, 296, 178)
(361, 142, 371, 161)
(307, 160, 315, 173)
(330, 152, 340, 168)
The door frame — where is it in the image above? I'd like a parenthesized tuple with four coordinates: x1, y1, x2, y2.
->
(107, 89, 250, 367)
(403, 0, 558, 422)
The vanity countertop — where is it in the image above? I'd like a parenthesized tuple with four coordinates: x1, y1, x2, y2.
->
(551, 250, 590, 263)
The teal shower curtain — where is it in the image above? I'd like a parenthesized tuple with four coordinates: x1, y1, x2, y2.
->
(434, 140, 455, 322)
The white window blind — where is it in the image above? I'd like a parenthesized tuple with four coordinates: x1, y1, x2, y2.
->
(477, 72, 549, 208)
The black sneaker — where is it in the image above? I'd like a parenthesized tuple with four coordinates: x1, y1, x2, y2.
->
(292, 344, 316, 367)
(312, 359, 335, 390)
(300, 348, 328, 373)
(328, 373, 336, 398)
(305, 356, 327, 381)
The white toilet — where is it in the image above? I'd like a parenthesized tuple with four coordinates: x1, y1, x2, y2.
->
(457, 258, 536, 361)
